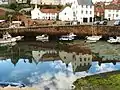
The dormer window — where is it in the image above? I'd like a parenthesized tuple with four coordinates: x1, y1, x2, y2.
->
(81, 5, 83, 8)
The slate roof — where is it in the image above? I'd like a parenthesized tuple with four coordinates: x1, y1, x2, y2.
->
(77, 0, 92, 5)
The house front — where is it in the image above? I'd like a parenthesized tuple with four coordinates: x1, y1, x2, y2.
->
(59, 6, 74, 21)
(71, 0, 94, 23)
(59, 51, 92, 73)
(31, 5, 59, 20)
(104, 5, 120, 20)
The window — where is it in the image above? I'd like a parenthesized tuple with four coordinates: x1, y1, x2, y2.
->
(80, 58, 82, 61)
(81, 5, 83, 8)
(64, 56, 66, 59)
(116, 10, 119, 12)
(109, 10, 111, 12)
(84, 58, 86, 61)
(81, 10, 83, 14)
(86, 5, 88, 8)
(116, 14, 118, 17)
(90, 5, 92, 8)
(64, 13, 66, 15)
(90, 11, 92, 14)
(86, 11, 88, 14)
(108, 14, 111, 17)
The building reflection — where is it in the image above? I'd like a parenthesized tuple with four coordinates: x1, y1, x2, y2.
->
(59, 51, 92, 73)
(94, 53, 120, 66)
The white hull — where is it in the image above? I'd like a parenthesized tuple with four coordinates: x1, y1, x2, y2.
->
(0, 38, 16, 44)
(86, 36, 102, 41)
(36, 34, 49, 40)
(59, 35, 74, 41)
(15, 36, 24, 41)
(107, 37, 120, 43)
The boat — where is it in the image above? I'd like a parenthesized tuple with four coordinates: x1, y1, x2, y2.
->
(69, 32, 77, 37)
(15, 36, 24, 41)
(59, 32, 76, 41)
(0, 42, 17, 47)
(0, 32, 16, 44)
(59, 35, 74, 41)
(86, 36, 102, 41)
(36, 34, 49, 41)
(107, 37, 120, 43)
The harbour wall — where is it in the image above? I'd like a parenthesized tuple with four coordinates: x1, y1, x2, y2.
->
(0, 25, 120, 38)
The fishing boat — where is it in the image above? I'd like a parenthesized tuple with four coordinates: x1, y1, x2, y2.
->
(86, 36, 102, 41)
(85, 26, 102, 42)
(59, 33, 76, 41)
(107, 37, 120, 43)
(36, 34, 49, 41)
(15, 36, 24, 41)
(59, 35, 74, 41)
(0, 32, 16, 44)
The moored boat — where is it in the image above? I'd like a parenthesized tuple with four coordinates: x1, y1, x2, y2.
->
(36, 34, 49, 40)
(59, 35, 74, 41)
(59, 32, 76, 41)
(86, 36, 102, 41)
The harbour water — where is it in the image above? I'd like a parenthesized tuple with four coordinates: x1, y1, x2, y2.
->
(0, 40, 120, 90)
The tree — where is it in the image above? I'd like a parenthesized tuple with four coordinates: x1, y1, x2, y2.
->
(9, 3, 17, 10)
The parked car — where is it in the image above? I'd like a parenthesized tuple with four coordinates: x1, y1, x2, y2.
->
(99, 20, 108, 25)
(93, 21, 100, 25)
(114, 20, 120, 26)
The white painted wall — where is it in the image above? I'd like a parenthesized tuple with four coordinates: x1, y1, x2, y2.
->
(59, 51, 92, 72)
(59, 6, 74, 21)
(104, 9, 120, 20)
(59, 1, 94, 23)
(71, 2, 94, 23)
(31, 5, 57, 20)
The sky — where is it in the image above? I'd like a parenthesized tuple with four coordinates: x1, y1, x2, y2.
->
(0, 59, 120, 90)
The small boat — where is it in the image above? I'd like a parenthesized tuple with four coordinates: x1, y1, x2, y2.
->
(0, 32, 16, 44)
(0, 38, 16, 44)
(69, 33, 77, 37)
(107, 36, 120, 43)
(86, 36, 102, 41)
(15, 36, 24, 41)
(107, 37, 117, 43)
(36, 34, 49, 40)
(59, 33, 76, 41)
(0, 42, 17, 47)
(59, 35, 74, 41)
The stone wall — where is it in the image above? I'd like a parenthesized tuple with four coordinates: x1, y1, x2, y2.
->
(0, 25, 120, 38)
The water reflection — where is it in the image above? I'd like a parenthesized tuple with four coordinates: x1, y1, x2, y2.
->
(0, 41, 120, 89)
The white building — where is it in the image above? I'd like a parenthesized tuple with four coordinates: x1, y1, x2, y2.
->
(104, 6, 120, 20)
(0, 0, 8, 4)
(59, 6, 74, 21)
(59, 0, 94, 23)
(32, 50, 58, 64)
(59, 51, 92, 73)
(31, 5, 58, 20)
(72, 0, 94, 23)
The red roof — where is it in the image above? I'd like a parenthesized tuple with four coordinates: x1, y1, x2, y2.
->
(40, 9, 59, 13)
(112, 0, 120, 4)
(95, 7, 104, 13)
(0, 9, 5, 16)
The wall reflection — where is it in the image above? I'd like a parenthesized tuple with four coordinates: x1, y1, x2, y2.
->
(0, 41, 120, 73)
